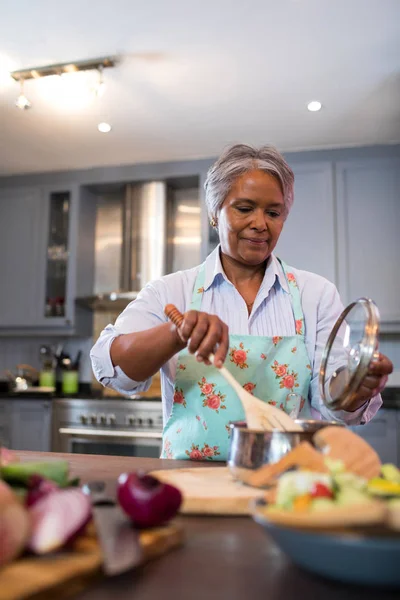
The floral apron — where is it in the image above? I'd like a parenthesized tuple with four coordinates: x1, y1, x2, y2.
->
(162, 260, 312, 461)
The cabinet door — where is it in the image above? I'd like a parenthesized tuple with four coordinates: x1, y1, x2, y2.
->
(275, 163, 336, 284)
(10, 400, 52, 452)
(350, 408, 398, 464)
(0, 401, 10, 447)
(336, 158, 400, 323)
(0, 187, 47, 327)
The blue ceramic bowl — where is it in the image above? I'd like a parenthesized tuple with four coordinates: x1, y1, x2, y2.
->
(253, 502, 400, 588)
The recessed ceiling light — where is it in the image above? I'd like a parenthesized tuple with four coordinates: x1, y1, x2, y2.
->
(307, 100, 322, 112)
(98, 122, 111, 133)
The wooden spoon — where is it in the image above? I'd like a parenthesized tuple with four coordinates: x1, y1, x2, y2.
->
(164, 304, 303, 432)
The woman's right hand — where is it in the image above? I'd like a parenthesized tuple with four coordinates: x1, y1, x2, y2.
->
(173, 311, 229, 368)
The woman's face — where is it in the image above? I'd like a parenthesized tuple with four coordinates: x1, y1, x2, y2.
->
(218, 169, 286, 266)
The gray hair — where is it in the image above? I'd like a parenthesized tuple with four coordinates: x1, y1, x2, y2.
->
(204, 143, 294, 222)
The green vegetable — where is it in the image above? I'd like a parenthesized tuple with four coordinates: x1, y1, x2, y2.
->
(310, 498, 336, 512)
(334, 472, 367, 492)
(1, 461, 69, 487)
(381, 464, 400, 484)
(336, 487, 372, 506)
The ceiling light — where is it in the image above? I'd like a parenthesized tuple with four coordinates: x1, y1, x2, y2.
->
(15, 79, 31, 110)
(93, 66, 106, 98)
(98, 122, 112, 133)
(307, 100, 322, 112)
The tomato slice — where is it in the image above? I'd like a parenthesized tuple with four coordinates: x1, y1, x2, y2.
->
(310, 482, 333, 499)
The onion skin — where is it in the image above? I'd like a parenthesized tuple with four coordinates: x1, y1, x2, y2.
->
(25, 475, 59, 508)
(117, 472, 182, 529)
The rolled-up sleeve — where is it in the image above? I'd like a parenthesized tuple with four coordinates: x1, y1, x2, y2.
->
(90, 281, 167, 396)
(309, 280, 382, 425)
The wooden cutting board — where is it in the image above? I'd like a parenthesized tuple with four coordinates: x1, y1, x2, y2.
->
(0, 521, 183, 600)
(150, 467, 265, 515)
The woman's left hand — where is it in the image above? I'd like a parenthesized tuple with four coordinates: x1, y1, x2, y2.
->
(348, 352, 393, 411)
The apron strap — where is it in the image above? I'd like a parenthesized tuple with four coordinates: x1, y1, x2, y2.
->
(277, 258, 306, 337)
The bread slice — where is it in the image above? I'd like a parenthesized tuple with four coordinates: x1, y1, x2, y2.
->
(313, 426, 381, 479)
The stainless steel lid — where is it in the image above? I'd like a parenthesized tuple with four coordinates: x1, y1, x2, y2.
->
(319, 298, 380, 411)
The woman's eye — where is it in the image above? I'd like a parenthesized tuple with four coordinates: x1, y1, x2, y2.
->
(236, 207, 252, 213)
(267, 211, 280, 218)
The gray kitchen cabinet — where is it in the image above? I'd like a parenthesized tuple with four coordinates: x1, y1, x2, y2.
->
(0, 186, 47, 327)
(275, 162, 337, 284)
(336, 158, 400, 327)
(350, 408, 398, 465)
(0, 184, 94, 335)
(10, 399, 52, 452)
(0, 401, 11, 447)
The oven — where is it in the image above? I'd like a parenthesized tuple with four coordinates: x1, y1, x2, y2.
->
(53, 398, 163, 458)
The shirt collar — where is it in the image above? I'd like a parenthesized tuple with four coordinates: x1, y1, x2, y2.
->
(203, 245, 290, 295)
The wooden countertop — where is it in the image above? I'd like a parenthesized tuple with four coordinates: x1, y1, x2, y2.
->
(15, 451, 397, 600)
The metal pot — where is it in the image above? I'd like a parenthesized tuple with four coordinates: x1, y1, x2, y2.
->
(227, 419, 343, 485)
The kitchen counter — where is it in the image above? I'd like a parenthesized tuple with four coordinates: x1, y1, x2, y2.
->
(15, 451, 398, 600)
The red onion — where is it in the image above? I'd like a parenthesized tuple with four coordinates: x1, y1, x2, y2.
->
(117, 471, 182, 529)
(28, 488, 92, 554)
(26, 475, 59, 508)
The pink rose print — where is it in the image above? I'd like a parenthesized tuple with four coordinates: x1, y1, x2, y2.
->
(173, 387, 186, 407)
(201, 443, 220, 460)
(201, 383, 213, 395)
(243, 382, 256, 394)
(204, 394, 225, 411)
(186, 444, 203, 460)
(295, 319, 303, 335)
(229, 342, 249, 369)
(202, 445, 214, 458)
(197, 377, 216, 397)
(299, 397, 305, 412)
(225, 424, 232, 436)
(279, 371, 299, 391)
(268, 400, 277, 407)
(306, 364, 312, 371)
(291, 347, 297, 353)
(271, 361, 288, 378)
(287, 272, 297, 287)
(196, 415, 201, 421)
(176, 428, 182, 434)
(197, 286, 204, 294)
(178, 363, 186, 371)
(203, 420, 208, 431)
(272, 336, 283, 346)
(260, 353, 267, 360)
(163, 438, 173, 459)
(279, 403, 285, 411)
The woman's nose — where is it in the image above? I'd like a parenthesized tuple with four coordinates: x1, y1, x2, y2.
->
(251, 210, 267, 231)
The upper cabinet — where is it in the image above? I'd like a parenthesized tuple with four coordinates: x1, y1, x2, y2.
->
(276, 162, 336, 284)
(336, 158, 400, 326)
(0, 184, 95, 335)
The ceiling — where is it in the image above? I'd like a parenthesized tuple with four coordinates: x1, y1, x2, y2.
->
(0, 0, 399, 176)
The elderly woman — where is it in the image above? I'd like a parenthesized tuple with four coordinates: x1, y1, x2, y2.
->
(91, 144, 393, 460)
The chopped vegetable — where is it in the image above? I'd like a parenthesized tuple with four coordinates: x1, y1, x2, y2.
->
(381, 464, 400, 484)
(367, 478, 400, 497)
(28, 488, 92, 554)
(1, 461, 69, 487)
(310, 482, 333, 499)
(25, 475, 59, 508)
(117, 471, 182, 529)
(292, 494, 312, 511)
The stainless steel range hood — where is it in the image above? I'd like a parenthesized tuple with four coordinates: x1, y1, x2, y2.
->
(77, 182, 167, 311)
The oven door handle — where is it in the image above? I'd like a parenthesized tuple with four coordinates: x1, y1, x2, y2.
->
(58, 428, 163, 440)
